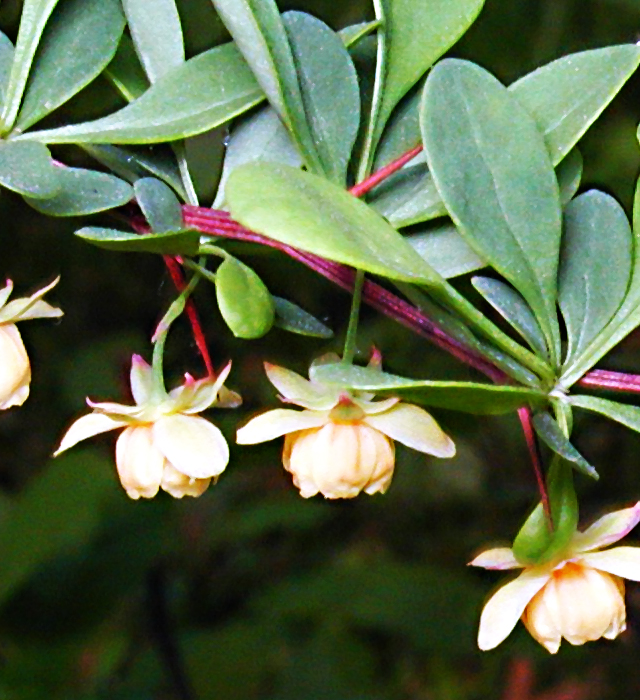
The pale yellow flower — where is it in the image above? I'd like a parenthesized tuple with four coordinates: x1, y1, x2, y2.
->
(55, 355, 240, 499)
(236, 360, 455, 499)
(470, 502, 640, 653)
(0, 278, 62, 409)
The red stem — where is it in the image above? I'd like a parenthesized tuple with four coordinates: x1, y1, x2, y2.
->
(348, 144, 423, 198)
(517, 406, 551, 524)
(578, 368, 640, 394)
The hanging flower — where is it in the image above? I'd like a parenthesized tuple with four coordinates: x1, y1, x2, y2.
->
(55, 355, 241, 500)
(470, 502, 640, 653)
(0, 277, 62, 409)
(236, 358, 455, 498)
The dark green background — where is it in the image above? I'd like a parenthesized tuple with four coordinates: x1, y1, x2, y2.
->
(1, 0, 640, 698)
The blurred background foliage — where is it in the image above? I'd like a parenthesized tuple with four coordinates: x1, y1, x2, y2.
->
(1, 0, 640, 698)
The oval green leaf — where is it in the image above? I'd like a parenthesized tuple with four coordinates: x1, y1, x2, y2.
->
(75, 226, 200, 255)
(0, 140, 59, 198)
(134, 177, 183, 232)
(532, 411, 598, 479)
(273, 296, 333, 338)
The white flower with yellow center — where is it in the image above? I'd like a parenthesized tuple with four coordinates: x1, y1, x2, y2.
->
(236, 360, 455, 499)
(0, 277, 62, 409)
(470, 502, 640, 653)
(55, 355, 240, 500)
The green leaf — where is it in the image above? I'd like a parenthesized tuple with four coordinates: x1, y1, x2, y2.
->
(421, 59, 562, 364)
(75, 226, 200, 255)
(511, 44, 640, 165)
(283, 11, 360, 185)
(14, 0, 125, 132)
(406, 222, 486, 279)
(532, 412, 598, 479)
(82, 143, 186, 198)
(103, 32, 149, 102)
(24, 166, 133, 215)
(0, 140, 59, 198)
(559, 190, 632, 366)
(226, 162, 444, 285)
(215, 256, 275, 338)
(273, 296, 333, 338)
(214, 106, 301, 208)
(512, 458, 578, 565)
(0, 449, 116, 605)
(557, 148, 582, 205)
(472, 277, 548, 357)
(374, 0, 485, 147)
(310, 363, 545, 414)
(0, 31, 15, 105)
(122, 0, 184, 84)
(338, 20, 381, 48)
(569, 394, 640, 435)
(369, 162, 446, 228)
(373, 89, 421, 171)
(210, 0, 323, 174)
(134, 177, 183, 231)
(0, 0, 62, 133)
(20, 42, 263, 143)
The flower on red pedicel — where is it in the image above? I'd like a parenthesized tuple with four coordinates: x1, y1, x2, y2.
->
(236, 357, 455, 499)
(470, 502, 640, 653)
(0, 277, 62, 409)
(54, 355, 240, 499)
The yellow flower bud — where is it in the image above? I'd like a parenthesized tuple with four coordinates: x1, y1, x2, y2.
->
(523, 562, 626, 653)
(0, 324, 30, 409)
(283, 422, 395, 499)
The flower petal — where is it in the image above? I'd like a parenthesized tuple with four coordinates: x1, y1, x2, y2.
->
(153, 414, 229, 479)
(130, 355, 156, 406)
(364, 403, 455, 458)
(0, 276, 62, 322)
(54, 413, 128, 455)
(0, 279, 13, 309)
(0, 324, 30, 409)
(357, 396, 400, 415)
(580, 547, 640, 581)
(170, 362, 234, 414)
(469, 547, 521, 570)
(477, 569, 550, 651)
(86, 398, 149, 420)
(265, 362, 337, 409)
(572, 502, 640, 553)
(236, 408, 328, 444)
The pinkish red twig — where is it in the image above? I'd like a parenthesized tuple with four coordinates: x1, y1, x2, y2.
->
(348, 144, 423, 198)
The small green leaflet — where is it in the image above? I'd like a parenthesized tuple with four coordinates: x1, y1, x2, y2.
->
(532, 411, 598, 479)
(76, 227, 200, 255)
(569, 394, 640, 435)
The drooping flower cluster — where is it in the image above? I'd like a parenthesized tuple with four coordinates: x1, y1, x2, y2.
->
(237, 358, 456, 498)
(470, 502, 640, 653)
(0, 278, 62, 410)
(55, 355, 240, 499)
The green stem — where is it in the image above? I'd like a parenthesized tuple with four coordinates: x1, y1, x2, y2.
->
(172, 142, 199, 206)
(342, 270, 365, 364)
(152, 271, 201, 393)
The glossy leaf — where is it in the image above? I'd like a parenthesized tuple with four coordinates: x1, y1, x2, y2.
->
(0, 141, 59, 198)
(560, 178, 640, 387)
(374, 0, 485, 146)
(511, 44, 640, 165)
(569, 395, 640, 435)
(369, 163, 446, 228)
(273, 296, 333, 338)
(532, 412, 598, 479)
(134, 177, 183, 232)
(407, 222, 485, 279)
(557, 148, 582, 205)
(0, 0, 61, 133)
(214, 106, 301, 207)
(215, 256, 275, 338)
(82, 143, 186, 199)
(103, 32, 149, 102)
(226, 162, 444, 285)
(15, 0, 125, 132)
(76, 226, 200, 255)
(0, 31, 15, 104)
(512, 458, 579, 565)
(422, 59, 562, 363)
(122, 0, 184, 84)
(283, 12, 360, 184)
(472, 277, 548, 357)
(24, 166, 133, 215)
(559, 190, 632, 366)
(210, 0, 322, 174)
(310, 363, 545, 414)
(20, 42, 263, 144)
